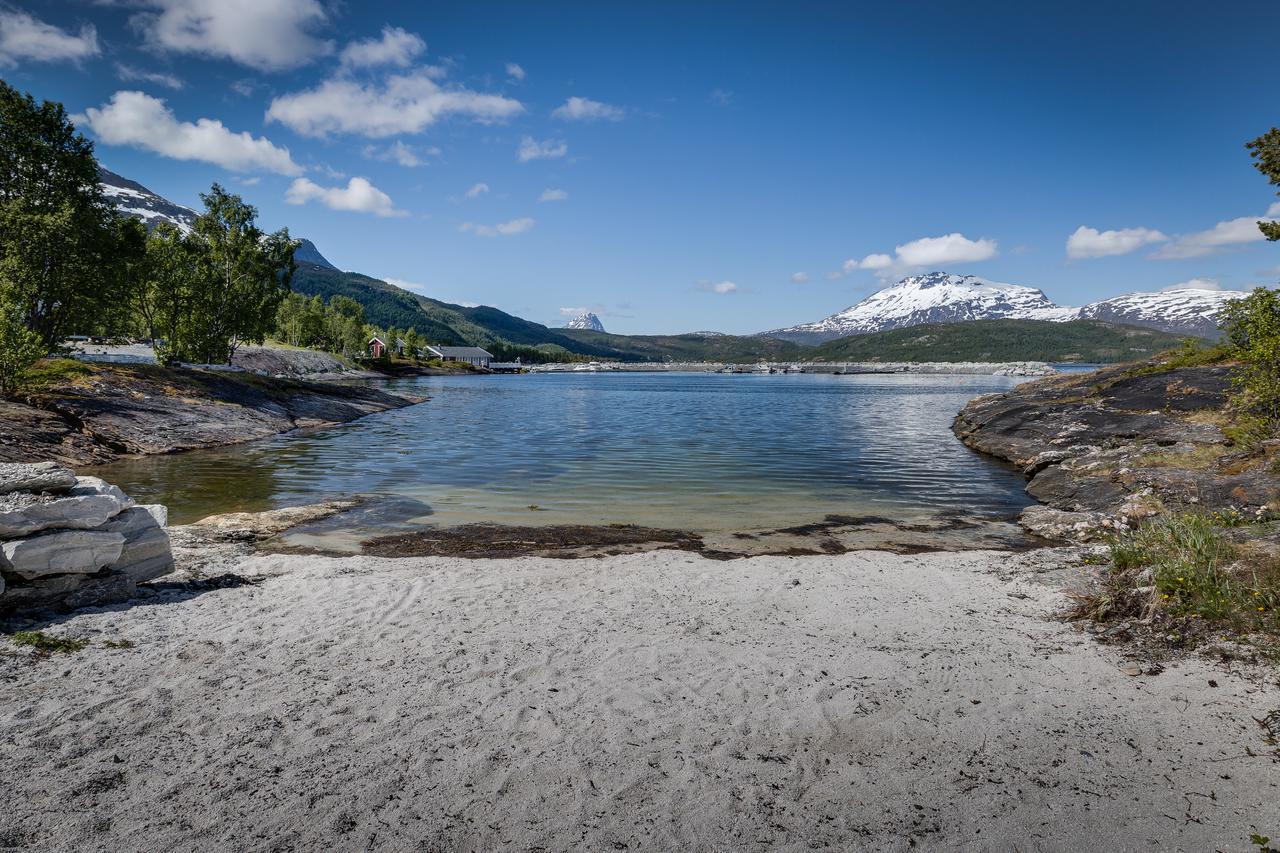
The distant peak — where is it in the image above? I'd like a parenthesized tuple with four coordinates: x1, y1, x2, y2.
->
(565, 312, 606, 332)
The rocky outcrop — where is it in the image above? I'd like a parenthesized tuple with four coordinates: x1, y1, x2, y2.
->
(953, 362, 1280, 540)
(0, 464, 174, 613)
(0, 362, 421, 466)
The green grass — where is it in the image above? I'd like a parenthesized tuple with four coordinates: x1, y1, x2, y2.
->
(1075, 514, 1279, 631)
(22, 357, 95, 388)
(9, 630, 89, 654)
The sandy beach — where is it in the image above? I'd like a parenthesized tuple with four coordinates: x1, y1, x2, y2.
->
(2, 547, 1277, 852)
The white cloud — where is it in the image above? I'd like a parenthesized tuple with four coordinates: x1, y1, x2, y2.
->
(894, 233, 997, 268)
(505, 62, 525, 81)
(82, 91, 302, 175)
(708, 88, 733, 106)
(465, 182, 489, 199)
(858, 253, 894, 270)
(552, 96, 624, 122)
(790, 272, 810, 284)
(114, 63, 183, 89)
(696, 280, 738, 295)
(362, 140, 436, 167)
(0, 9, 99, 65)
(285, 177, 406, 217)
(559, 306, 589, 316)
(1066, 225, 1168, 260)
(517, 136, 567, 162)
(339, 26, 424, 69)
(132, 0, 331, 71)
(459, 217, 535, 237)
(1162, 277, 1222, 292)
(1152, 209, 1280, 260)
(267, 71, 523, 138)
(538, 188, 568, 202)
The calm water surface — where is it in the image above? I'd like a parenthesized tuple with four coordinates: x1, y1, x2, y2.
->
(93, 372, 1035, 531)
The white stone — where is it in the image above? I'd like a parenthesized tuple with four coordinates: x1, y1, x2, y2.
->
(68, 476, 136, 509)
(0, 494, 124, 539)
(0, 462, 77, 496)
(0, 530, 126, 580)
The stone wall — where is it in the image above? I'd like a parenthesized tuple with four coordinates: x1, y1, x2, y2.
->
(0, 463, 174, 613)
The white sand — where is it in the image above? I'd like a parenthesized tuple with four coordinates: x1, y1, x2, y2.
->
(2, 548, 1278, 852)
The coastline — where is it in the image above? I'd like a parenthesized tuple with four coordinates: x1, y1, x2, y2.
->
(3, 546, 1276, 851)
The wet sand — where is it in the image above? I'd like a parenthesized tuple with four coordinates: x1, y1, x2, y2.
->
(2, 547, 1277, 851)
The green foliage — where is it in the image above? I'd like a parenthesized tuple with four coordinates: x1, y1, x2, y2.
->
(0, 300, 47, 396)
(1097, 514, 1278, 629)
(807, 319, 1194, 364)
(1247, 128, 1280, 242)
(0, 80, 143, 355)
(145, 185, 297, 365)
(274, 291, 375, 358)
(1220, 287, 1280, 428)
(18, 356, 92, 389)
(10, 630, 88, 654)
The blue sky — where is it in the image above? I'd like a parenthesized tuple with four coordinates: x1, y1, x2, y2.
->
(4, 1, 1279, 334)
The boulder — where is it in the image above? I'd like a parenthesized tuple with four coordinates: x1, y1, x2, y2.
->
(0, 493, 124, 539)
(0, 530, 126, 580)
(1019, 506, 1110, 541)
(0, 462, 77, 496)
(0, 571, 135, 614)
(101, 505, 168, 536)
(68, 476, 136, 509)
(115, 525, 174, 580)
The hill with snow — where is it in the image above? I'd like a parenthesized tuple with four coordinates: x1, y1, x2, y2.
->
(565, 312, 606, 332)
(765, 272, 1248, 343)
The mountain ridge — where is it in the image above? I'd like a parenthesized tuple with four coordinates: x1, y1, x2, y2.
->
(765, 272, 1247, 343)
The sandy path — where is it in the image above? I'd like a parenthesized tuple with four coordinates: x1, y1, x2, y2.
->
(1, 549, 1277, 852)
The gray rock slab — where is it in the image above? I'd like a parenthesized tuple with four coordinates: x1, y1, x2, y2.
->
(68, 476, 136, 509)
(0, 462, 77, 496)
(0, 494, 124, 539)
(1, 530, 126, 580)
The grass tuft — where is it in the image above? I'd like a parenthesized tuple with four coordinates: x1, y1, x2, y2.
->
(9, 630, 89, 654)
(1070, 514, 1280, 634)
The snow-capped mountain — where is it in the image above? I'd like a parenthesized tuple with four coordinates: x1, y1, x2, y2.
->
(765, 273, 1073, 343)
(1074, 289, 1244, 338)
(99, 167, 337, 270)
(765, 272, 1248, 343)
(565, 312, 606, 332)
(99, 167, 197, 233)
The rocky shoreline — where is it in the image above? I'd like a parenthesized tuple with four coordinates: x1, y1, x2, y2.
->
(0, 361, 423, 467)
(953, 360, 1280, 539)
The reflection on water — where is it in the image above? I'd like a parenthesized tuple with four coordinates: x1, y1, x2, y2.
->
(91, 372, 1035, 531)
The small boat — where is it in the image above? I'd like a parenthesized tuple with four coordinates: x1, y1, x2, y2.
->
(573, 361, 604, 372)
(785, 364, 805, 374)
(752, 362, 773, 374)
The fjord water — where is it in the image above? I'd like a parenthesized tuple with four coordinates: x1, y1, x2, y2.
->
(93, 372, 1035, 530)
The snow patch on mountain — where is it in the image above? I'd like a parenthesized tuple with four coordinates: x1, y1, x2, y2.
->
(565, 312, 606, 332)
(99, 167, 196, 234)
(765, 272, 1249, 343)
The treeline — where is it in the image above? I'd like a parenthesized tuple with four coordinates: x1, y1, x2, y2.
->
(275, 291, 440, 362)
(0, 81, 294, 391)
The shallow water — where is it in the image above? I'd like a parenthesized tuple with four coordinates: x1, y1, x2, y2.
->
(92, 371, 1036, 532)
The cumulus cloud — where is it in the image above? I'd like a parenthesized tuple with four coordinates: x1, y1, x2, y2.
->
(517, 136, 567, 162)
(132, 0, 331, 71)
(267, 71, 523, 138)
(696, 280, 738, 295)
(114, 63, 183, 89)
(538, 188, 568, 202)
(505, 62, 525, 81)
(895, 233, 997, 268)
(1162, 278, 1222, 292)
(459, 218, 535, 237)
(82, 91, 302, 175)
(1066, 225, 1168, 260)
(552, 96, 624, 122)
(464, 182, 489, 199)
(1151, 209, 1280, 260)
(0, 8, 99, 65)
(339, 26, 424, 69)
(790, 272, 810, 284)
(285, 177, 406, 217)
(362, 140, 436, 167)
